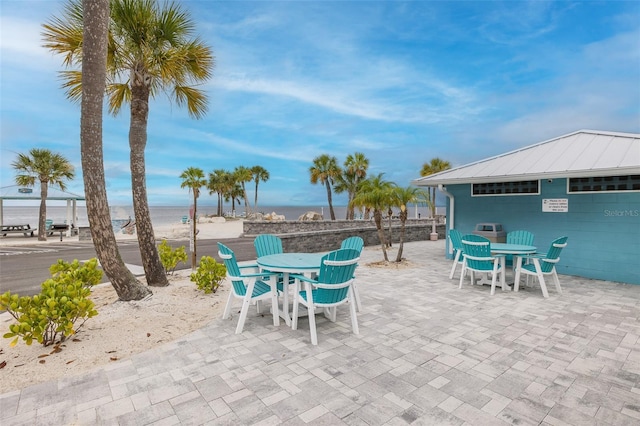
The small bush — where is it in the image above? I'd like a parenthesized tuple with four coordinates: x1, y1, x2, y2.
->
(1, 258, 102, 347)
(158, 239, 187, 275)
(190, 256, 226, 294)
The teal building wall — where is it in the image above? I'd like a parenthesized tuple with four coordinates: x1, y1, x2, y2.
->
(444, 179, 640, 285)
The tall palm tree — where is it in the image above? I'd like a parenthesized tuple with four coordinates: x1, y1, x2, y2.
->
(78, 0, 150, 300)
(225, 183, 244, 216)
(208, 169, 230, 216)
(12, 149, 75, 241)
(342, 152, 369, 220)
(234, 166, 253, 217)
(351, 173, 394, 261)
(420, 157, 451, 217)
(180, 167, 206, 271)
(309, 154, 341, 220)
(43, 0, 214, 287)
(390, 186, 429, 262)
(251, 165, 269, 212)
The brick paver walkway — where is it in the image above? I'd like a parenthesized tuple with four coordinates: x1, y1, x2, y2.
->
(1, 240, 639, 425)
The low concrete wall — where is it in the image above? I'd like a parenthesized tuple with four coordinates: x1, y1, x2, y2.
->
(78, 226, 92, 241)
(243, 220, 446, 253)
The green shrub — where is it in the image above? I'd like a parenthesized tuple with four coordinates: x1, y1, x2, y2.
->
(1, 258, 102, 347)
(158, 239, 187, 275)
(190, 256, 226, 294)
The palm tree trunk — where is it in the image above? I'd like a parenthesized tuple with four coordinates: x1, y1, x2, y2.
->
(38, 182, 48, 241)
(130, 80, 168, 287)
(325, 182, 336, 220)
(80, 0, 150, 301)
(430, 187, 436, 217)
(191, 194, 197, 271)
(396, 211, 407, 262)
(387, 208, 393, 248)
(373, 209, 388, 261)
(254, 181, 259, 211)
(241, 183, 251, 216)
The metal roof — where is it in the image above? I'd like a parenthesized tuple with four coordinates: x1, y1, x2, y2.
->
(412, 130, 640, 186)
(0, 185, 85, 201)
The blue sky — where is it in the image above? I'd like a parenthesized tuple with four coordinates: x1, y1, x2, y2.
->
(1, 0, 639, 208)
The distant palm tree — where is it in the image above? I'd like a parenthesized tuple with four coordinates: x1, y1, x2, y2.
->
(225, 183, 244, 217)
(234, 166, 253, 216)
(12, 149, 75, 241)
(180, 167, 206, 270)
(351, 173, 394, 261)
(309, 154, 341, 220)
(420, 157, 451, 217)
(335, 152, 369, 220)
(208, 169, 231, 216)
(43, 0, 214, 287)
(390, 186, 429, 262)
(251, 165, 269, 212)
(78, 0, 150, 300)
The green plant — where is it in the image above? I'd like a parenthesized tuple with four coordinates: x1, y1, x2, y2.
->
(1, 258, 102, 347)
(158, 239, 188, 275)
(190, 256, 226, 294)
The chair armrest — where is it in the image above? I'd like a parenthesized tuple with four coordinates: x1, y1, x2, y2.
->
(238, 262, 259, 269)
(237, 271, 279, 279)
(291, 274, 317, 284)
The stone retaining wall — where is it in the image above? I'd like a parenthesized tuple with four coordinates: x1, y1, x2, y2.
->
(243, 220, 446, 253)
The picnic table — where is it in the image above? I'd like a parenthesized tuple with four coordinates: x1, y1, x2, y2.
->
(1, 224, 35, 237)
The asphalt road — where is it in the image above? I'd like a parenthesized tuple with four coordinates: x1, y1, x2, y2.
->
(0, 237, 256, 297)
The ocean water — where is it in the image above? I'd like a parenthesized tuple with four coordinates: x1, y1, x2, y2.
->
(1, 204, 439, 229)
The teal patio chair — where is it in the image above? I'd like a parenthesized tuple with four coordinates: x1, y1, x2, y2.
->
(45, 219, 54, 236)
(218, 242, 280, 334)
(448, 229, 465, 279)
(514, 236, 568, 298)
(292, 248, 360, 345)
(340, 236, 364, 311)
(459, 234, 504, 295)
(254, 234, 284, 257)
(507, 230, 535, 245)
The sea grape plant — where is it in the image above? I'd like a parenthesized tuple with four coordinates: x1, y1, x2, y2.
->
(190, 256, 226, 294)
(1, 258, 102, 347)
(158, 239, 188, 275)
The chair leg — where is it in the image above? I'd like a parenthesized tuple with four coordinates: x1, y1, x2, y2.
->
(349, 287, 359, 335)
(533, 259, 549, 298)
(308, 304, 318, 346)
(551, 269, 562, 294)
(352, 280, 362, 312)
(458, 260, 466, 289)
(449, 250, 461, 279)
(235, 296, 252, 334)
(222, 291, 235, 319)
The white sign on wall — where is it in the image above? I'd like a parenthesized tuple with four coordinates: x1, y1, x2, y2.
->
(542, 198, 569, 212)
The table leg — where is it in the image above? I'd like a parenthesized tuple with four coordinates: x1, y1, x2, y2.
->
(500, 256, 507, 291)
(514, 256, 523, 292)
(281, 272, 291, 326)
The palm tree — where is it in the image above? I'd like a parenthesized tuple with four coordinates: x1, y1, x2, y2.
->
(420, 157, 451, 217)
(12, 149, 75, 241)
(251, 165, 269, 212)
(180, 167, 206, 271)
(43, 0, 214, 287)
(390, 186, 429, 262)
(225, 183, 244, 216)
(234, 166, 253, 217)
(208, 169, 230, 216)
(342, 152, 369, 220)
(78, 0, 150, 300)
(309, 154, 341, 220)
(351, 173, 394, 261)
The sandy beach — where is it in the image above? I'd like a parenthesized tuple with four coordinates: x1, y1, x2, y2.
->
(0, 216, 244, 246)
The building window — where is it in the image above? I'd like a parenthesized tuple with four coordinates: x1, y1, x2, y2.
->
(568, 175, 640, 193)
(472, 180, 539, 196)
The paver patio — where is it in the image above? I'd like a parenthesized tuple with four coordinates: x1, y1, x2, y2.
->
(1, 240, 639, 425)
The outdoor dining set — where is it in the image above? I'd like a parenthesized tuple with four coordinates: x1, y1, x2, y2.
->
(217, 235, 364, 346)
(448, 229, 569, 298)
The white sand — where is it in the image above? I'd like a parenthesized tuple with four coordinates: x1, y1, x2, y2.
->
(0, 218, 244, 392)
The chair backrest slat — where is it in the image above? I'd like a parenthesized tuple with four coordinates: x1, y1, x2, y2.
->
(314, 249, 359, 304)
(217, 242, 248, 296)
(507, 230, 535, 246)
(254, 234, 284, 257)
(449, 229, 464, 251)
(461, 234, 494, 271)
(340, 236, 364, 253)
(540, 236, 568, 273)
